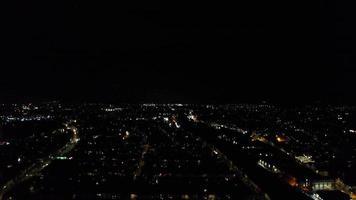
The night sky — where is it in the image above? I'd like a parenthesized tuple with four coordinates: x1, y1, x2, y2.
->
(1, 1, 355, 104)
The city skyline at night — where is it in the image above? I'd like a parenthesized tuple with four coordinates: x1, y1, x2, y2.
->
(1, 1, 356, 200)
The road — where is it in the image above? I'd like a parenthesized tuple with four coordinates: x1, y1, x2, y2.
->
(0, 123, 79, 200)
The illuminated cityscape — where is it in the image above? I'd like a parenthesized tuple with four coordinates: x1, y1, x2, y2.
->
(1, 0, 355, 199)
(0, 102, 355, 200)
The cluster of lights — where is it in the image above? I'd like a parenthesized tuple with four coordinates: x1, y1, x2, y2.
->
(295, 155, 315, 164)
(2, 115, 52, 122)
(103, 108, 123, 112)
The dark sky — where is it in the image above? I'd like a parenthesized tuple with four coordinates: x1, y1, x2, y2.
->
(0, 1, 355, 104)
